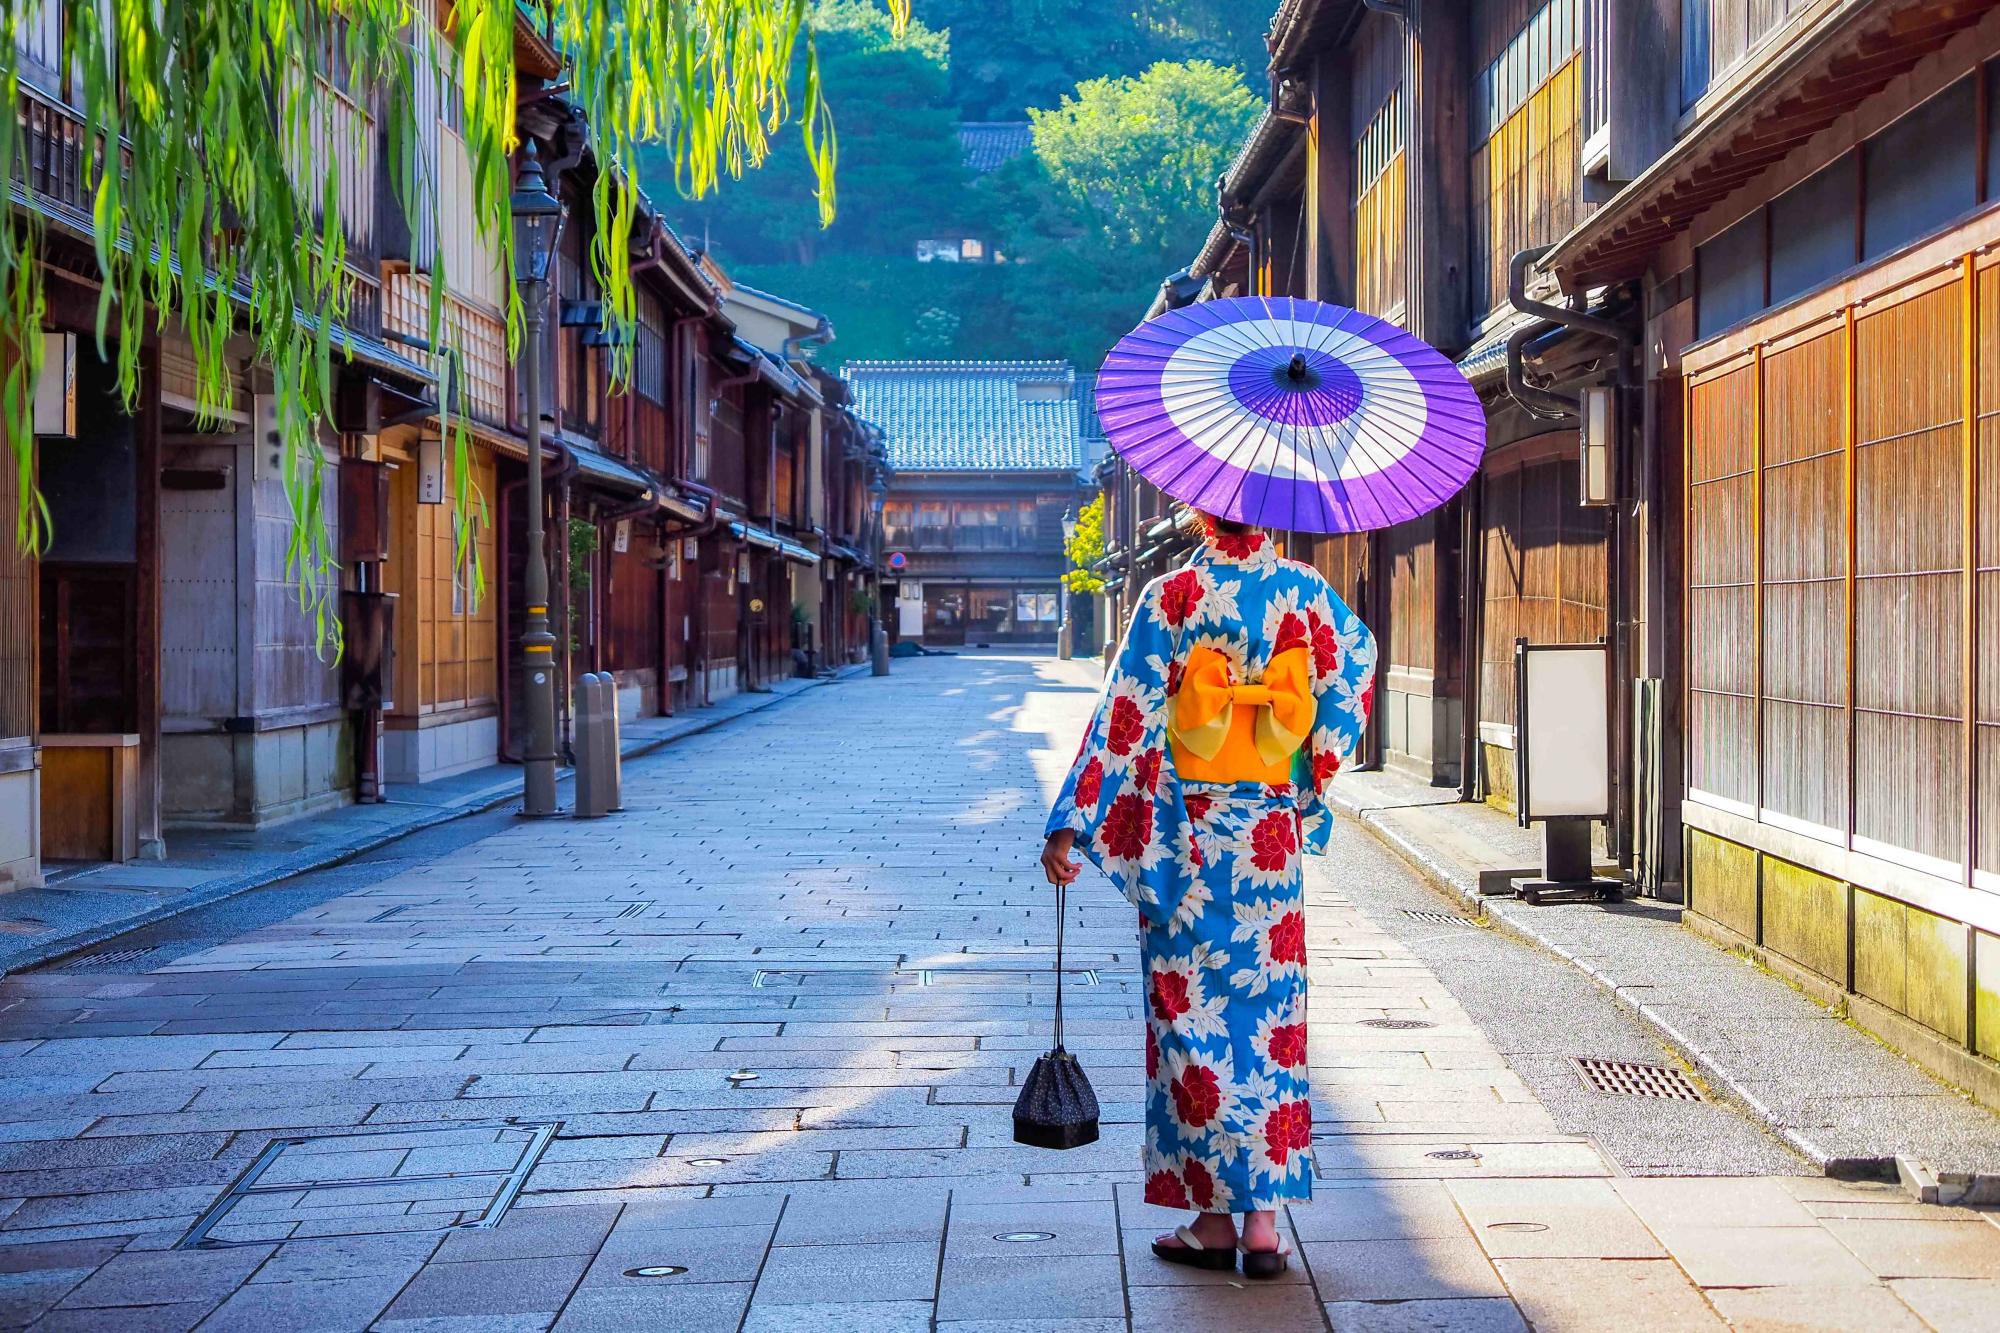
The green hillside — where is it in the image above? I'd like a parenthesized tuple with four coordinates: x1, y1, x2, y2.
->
(644, 1, 1270, 370)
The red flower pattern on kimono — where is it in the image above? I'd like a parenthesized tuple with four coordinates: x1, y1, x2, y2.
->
(1263, 1100, 1313, 1165)
(1157, 569, 1204, 627)
(1072, 756, 1104, 812)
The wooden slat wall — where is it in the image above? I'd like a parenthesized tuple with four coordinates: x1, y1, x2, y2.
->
(1760, 328, 1848, 833)
(1854, 282, 1964, 867)
(1978, 267, 2000, 880)
(1350, 17, 1405, 322)
(1687, 363, 1757, 807)
(1688, 246, 1996, 882)
(1469, 0, 1587, 323)
(1683, 0, 1810, 105)
(1482, 444, 1607, 730)
(389, 444, 497, 713)
(0, 346, 33, 741)
(1387, 514, 1436, 672)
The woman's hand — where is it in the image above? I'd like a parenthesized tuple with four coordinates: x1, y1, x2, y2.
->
(1040, 829, 1080, 886)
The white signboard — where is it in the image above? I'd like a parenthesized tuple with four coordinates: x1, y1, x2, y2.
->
(1518, 643, 1609, 821)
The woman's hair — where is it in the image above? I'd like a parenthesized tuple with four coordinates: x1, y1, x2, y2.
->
(1201, 511, 1254, 537)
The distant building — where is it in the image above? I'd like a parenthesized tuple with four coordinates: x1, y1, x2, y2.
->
(957, 122, 1033, 174)
(843, 361, 1098, 647)
(911, 124, 1036, 266)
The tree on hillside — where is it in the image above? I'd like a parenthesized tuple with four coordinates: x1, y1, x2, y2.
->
(923, 0, 1272, 119)
(1029, 60, 1261, 250)
(665, 1, 966, 266)
(0, 0, 900, 643)
(976, 60, 1260, 367)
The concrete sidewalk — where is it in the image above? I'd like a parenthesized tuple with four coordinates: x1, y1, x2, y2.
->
(1328, 767, 2000, 1197)
(0, 670, 855, 978)
(0, 652, 1991, 1329)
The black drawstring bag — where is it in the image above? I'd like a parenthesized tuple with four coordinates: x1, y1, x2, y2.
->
(1013, 876, 1100, 1149)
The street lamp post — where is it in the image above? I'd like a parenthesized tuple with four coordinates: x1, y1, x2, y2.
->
(511, 143, 564, 818)
(1057, 506, 1078, 661)
(869, 476, 891, 676)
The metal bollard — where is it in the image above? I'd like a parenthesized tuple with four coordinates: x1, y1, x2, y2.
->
(573, 673, 605, 818)
(597, 673, 623, 812)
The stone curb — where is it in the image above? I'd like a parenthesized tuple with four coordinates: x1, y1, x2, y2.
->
(2, 670, 858, 978)
(1327, 788, 1889, 1183)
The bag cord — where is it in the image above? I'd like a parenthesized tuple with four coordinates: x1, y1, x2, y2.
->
(1052, 874, 1066, 1053)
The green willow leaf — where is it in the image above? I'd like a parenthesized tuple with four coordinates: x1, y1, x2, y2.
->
(0, 0, 903, 653)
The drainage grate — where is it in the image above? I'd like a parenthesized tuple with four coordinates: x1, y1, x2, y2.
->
(1573, 1057, 1705, 1102)
(751, 967, 915, 989)
(1361, 1018, 1435, 1030)
(176, 1120, 559, 1248)
(919, 967, 1100, 987)
(56, 946, 159, 970)
(1403, 908, 1473, 926)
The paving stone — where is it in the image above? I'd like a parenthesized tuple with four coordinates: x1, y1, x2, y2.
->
(1447, 1178, 1665, 1259)
(1302, 1235, 1507, 1302)
(740, 1299, 934, 1332)
(771, 1184, 948, 1246)
(749, 1239, 938, 1306)
(1651, 1222, 1880, 1288)
(1818, 1217, 2000, 1279)
(935, 1252, 1124, 1322)
(581, 1222, 775, 1286)
(1127, 1280, 1328, 1332)
(196, 1273, 408, 1332)
(377, 1255, 589, 1322)
(1287, 1182, 1470, 1243)
(246, 1232, 442, 1284)
(1705, 1282, 1928, 1331)
(429, 1202, 619, 1263)
(54, 1245, 270, 1309)
(1324, 1297, 1529, 1332)
(1886, 1276, 2000, 1331)
(548, 1282, 751, 1333)
(948, 1200, 1117, 1258)
(1493, 1258, 1721, 1330)
(30, 1300, 218, 1331)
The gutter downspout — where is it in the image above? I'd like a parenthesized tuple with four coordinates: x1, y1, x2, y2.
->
(1505, 246, 1633, 419)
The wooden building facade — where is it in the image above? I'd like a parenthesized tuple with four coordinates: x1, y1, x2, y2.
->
(1096, 0, 2000, 1101)
(845, 362, 1097, 648)
(1542, 0, 2000, 1100)
(0, 5, 883, 890)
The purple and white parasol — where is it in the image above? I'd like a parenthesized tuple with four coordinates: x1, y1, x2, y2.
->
(1095, 296, 1485, 533)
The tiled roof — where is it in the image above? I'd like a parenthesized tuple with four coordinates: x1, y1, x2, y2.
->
(958, 122, 1034, 174)
(840, 360, 1098, 474)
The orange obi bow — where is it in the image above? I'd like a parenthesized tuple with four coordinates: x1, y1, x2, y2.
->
(1169, 645, 1314, 783)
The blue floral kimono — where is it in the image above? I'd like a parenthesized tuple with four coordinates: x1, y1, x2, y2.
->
(1046, 528, 1376, 1213)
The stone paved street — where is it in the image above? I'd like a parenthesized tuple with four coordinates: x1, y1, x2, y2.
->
(0, 652, 1995, 1330)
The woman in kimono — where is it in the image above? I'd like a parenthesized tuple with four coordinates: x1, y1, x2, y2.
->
(1039, 514, 1376, 1279)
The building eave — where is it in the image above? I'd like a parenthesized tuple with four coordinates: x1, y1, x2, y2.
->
(1543, 0, 1996, 287)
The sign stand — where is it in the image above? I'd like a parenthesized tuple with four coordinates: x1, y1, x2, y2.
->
(1509, 638, 1624, 905)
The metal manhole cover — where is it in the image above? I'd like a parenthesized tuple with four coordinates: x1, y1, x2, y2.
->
(1426, 1150, 1481, 1161)
(1574, 1057, 1705, 1102)
(625, 1266, 689, 1278)
(176, 1121, 560, 1248)
(1361, 1018, 1435, 1030)
(996, 1231, 1055, 1242)
(1403, 909, 1472, 926)
(1487, 1222, 1549, 1233)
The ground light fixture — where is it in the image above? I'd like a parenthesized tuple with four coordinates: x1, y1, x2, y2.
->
(510, 142, 564, 818)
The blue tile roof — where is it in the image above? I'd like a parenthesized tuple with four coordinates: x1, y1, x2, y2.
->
(841, 360, 1098, 474)
(958, 122, 1034, 174)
